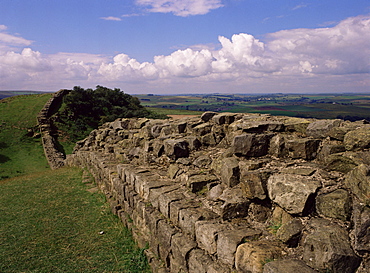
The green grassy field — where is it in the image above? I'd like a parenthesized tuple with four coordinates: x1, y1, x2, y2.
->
(0, 94, 52, 179)
(136, 93, 370, 121)
(0, 94, 150, 273)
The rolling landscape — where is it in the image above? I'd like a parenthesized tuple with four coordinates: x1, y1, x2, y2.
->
(137, 93, 370, 121)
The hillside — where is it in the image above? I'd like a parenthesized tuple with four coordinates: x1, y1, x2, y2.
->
(0, 94, 52, 179)
(0, 93, 150, 272)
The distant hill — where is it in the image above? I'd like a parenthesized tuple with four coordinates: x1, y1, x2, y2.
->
(0, 91, 49, 100)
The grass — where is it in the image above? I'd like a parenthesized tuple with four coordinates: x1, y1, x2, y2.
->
(0, 94, 52, 179)
(0, 93, 151, 272)
(0, 167, 150, 273)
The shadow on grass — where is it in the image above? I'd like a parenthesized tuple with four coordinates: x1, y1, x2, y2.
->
(0, 154, 10, 163)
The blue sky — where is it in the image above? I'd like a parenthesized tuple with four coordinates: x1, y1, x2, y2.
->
(0, 0, 369, 94)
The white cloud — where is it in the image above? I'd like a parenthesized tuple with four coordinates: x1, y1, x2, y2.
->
(100, 16, 122, 21)
(0, 25, 7, 31)
(292, 3, 308, 10)
(135, 0, 223, 16)
(0, 15, 369, 93)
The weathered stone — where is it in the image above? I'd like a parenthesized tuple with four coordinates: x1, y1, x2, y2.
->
(267, 174, 321, 215)
(163, 139, 189, 159)
(201, 133, 217, 146)
(219, 185, 251, 220)
(184, 136, 201, 151)
(303, 218, 361, 273)
(281, 167, 316, 176)
(263, 259, 317, 273)
(193, 155, 212, 168)
(217, 227, 262, 265)
(268, 134, 288, 158)
(240, 169, 271, 200)
(212, 113, 236, 125)
(287, 138, 321, 160)
(158, 190, 184, 218)
(283, 117, 311, 133)
(317, 139, 346, 162)
(195, 220, 227, 255)
(171, 232, 197, 273)
(192, 123, 212, 136)
(345, 164, 370, 205)
(235, 240, 283, 273)
(316, 189, 351, 221)
(324, 153, 358, 173)
(200, 111, 217, 122)
(276, 218, 303, 247)
(306, 119, 343, 138)
(168, 164, 180, 179)
(352, 203, 370, 254)
(248, 203, 271, 222)
(178, 207, 218, 238)
(344, 126, 370, 151)
(232, 133, 273, 157)
(186, 173, 218, 193)
(188, 248, 212, 273)
(220, 157, 240, 187)
(157, 219, 177, 262)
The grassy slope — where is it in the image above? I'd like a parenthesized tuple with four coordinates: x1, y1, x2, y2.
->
(0, 168, 150, 273)
(0, 94, 52, 179)
(0, 94, 150, 272)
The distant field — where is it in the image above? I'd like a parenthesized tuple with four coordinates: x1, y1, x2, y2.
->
(136, 93, 370, 121)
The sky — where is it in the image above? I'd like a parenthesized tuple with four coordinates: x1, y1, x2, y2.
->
(0, 0, 369, 94)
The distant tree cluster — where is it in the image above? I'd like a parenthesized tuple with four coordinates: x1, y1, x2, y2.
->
(56, 86, 165, 141)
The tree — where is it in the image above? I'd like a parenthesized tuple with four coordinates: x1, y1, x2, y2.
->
(56, 86, 165, 141)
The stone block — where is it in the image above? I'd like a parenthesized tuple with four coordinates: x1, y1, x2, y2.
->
(263, 259, 317, 273)
(316, 189, 351, 221)
(352, 203, 370, 254)
(240, 169, 271, 200)
(232, 133, 273, 157)
(306, 119, 343, 139)
(188, 248, 212, 273)
(268, 134, 288, 158)
(195, 220, 227, 255)
(186, 173, 218, 193)
(178, 207, 218, 239)
(235, 240, 283, 273)
(212, 113, 236, 125)
(157, 220, 177, 263)
(217, 227, 262, 266)
(219, 185, 251, 220)
(345, 164, 370, 205)
(184, 136, 201, 151)
(276, 218, 303, 247)
(287, 138, 321, 160)
(324, 153, 358, 173)
(192, 123, 212, 136)
(201, 133, 217, 146)
(163, 139, 189, 159)
(220, 157, 240, 187)
(158, 190, 185, 218)
(201, 111, 217, 122)
(344, 126, 370, 151)
(303, 218, 361, 273)
(171, 232, 197, 273)
(169, 199, 199, 226)
(267, 173, 321, 215)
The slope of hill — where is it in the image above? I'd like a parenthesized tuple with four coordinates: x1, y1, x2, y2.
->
(0, 94, 52, 179)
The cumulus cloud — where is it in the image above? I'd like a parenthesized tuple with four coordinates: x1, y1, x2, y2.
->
(0, 15, 369, 93)
(135, 0, 223, 16)
(100, 16, 122, 21)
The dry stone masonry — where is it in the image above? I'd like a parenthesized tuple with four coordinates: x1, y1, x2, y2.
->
(65, 111, 370, 273)
(37, 89, 69, 169)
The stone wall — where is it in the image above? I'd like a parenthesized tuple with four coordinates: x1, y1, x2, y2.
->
(66, 112, 370, 273)
(37, 89, 69, 170)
